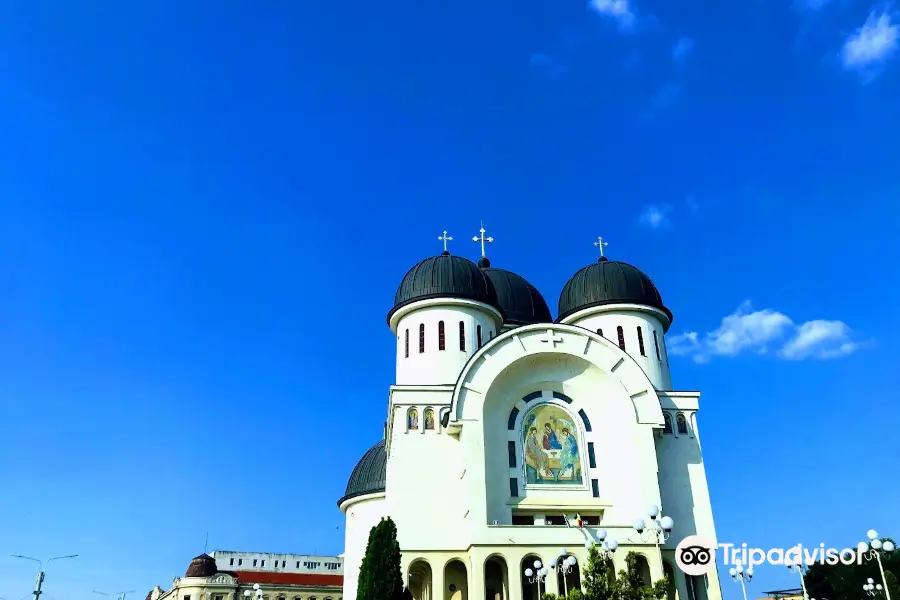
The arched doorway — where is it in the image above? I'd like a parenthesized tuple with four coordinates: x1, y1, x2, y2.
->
(409, 559, 434, 600)
(484, 556, 509, 600)
(634, 555, 652, 587)
(555, 555, 581, 596)
(445, 559, 468, 600)
(520, 555, 545, 600)
(663, 561, 677, 600)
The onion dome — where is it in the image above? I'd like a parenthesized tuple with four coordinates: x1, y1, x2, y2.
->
(557, 256, 672, 328)
(338, 440, 387, 506)
(477, 256, 552, 326)
(387, 252, 501, 324)
(185, 554, 218, 578)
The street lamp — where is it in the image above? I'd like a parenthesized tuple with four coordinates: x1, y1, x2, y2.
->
(864, 578, 884, 597)
(632, 505, 675, 573)
(524, 559, 549, 600)
(858, 530, 895, 600)
(786, 561, 809, 600)
(585, 529, 619, 558)
(243, 583, 264, 600)
(728, 560, 753, 600)
(556, 549, 578, 597)
(11, 554, 78, 600)
(94, 590, 135, 600)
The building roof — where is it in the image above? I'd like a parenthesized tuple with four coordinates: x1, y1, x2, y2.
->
(557, 257, 672, 327)
(185, 554, 218, 578)
(387, 252, 501, 324)
(337, 440, 386, 506)
(478, 257, 552, 326)
(230, 571, 343, 588)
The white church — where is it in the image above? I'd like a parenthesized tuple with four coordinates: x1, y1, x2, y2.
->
(337, 229, 722, 600)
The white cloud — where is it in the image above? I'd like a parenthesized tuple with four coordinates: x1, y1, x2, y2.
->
(669, 301, 867, 363)
(639, 204, 672, 229)
(589, 0, 636, 29)
(672, 37, 694, 60)
(841, 11, 898, 71)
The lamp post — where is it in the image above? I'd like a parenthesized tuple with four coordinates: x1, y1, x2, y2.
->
(94, 590, 135, 600)
(11, 554, 78, 600)
(632, 505, 675, 574)
(585, 529, 619, 558)
(864, 578, 884, 597)
(786, 561, 809, 600)
(858, 530, 895, 600)
(243, 583, 264, 600)
(728, 560, 753, 600)
(555, 549, 578, 597)
(524, 560, 548, 600)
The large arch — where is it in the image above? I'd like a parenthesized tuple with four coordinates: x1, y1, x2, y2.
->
(634, 554, 652, 587)
(555, 555, 581, 596)
(450, 324, 664, 426)
(663, 560, 677, 600)
(445, 559, 468, 600)
(520, 554, 546, 600)
(409, 559, 434, 600)
(484, 555, 509, 600)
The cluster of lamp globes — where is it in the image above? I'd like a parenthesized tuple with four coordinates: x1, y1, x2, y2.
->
(584, 529, 620, 552)
(859, 529, 896, 554)
(524, 560, 549, 580)
(863, 578, 884, 596)
(633, 505, 675, 540)
(243, 584, 263, 599)
(729, 562, 753, 581)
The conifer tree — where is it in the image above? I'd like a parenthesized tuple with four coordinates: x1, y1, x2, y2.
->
(356, 517, 405, 600)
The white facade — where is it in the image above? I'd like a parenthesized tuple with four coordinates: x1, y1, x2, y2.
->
(342, 293, 722, 600)
(209, 551, 344, 575)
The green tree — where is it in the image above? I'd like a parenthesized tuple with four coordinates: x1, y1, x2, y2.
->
(804, 538, 899, 600)
(614, 554, 667, 600)
(580, 549, 666, 600)
(356, 517, 405, 600)
(581, 546, 618, 600)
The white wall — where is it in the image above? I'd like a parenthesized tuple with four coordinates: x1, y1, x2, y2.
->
(562, 306, 672, 390)
(341, 494, 388, 600)
(210, 551, 342, 574)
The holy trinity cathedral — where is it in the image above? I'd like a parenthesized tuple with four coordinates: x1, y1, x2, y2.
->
(337, 229, 722, 600)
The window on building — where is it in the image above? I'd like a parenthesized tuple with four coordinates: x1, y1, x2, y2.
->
(637, 327, 646, 356)
(617, 326, 625, 350)
(214, 595, 224, 600)
(282, 560, 286, 567)
(653, 330, 660, 361)
(663, 413, 673, 434)
(507, 441, 516, 467)
(183, 595, 190, 600)
(230, 558, 234, 566)
(545, 515, 567, 526)
(438, 321, 445, 350)
(253, 559, 258, 567)
(404, 329, 409, 358)
(261, 560, 265, 567)
(418, 323, 425, 353)
(296, 561, 300, 568)
(477, 325, 482, 348)
(676, 413, 688, 434)
(512, 514, 533, 525)
(459, 321, 466, 351)
(238, 559, 243, 566)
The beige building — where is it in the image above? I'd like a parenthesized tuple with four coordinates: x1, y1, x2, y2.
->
(145, 553, 343, 600)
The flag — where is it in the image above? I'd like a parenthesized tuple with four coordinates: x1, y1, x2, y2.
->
(575, 513, 583, 528)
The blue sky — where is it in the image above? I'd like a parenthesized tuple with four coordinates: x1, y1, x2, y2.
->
(0, 2, 897, 599)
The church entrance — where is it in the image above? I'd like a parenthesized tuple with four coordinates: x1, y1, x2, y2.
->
(484, 556, 508, 600)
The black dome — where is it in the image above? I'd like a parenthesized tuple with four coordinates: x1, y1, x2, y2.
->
(185, 554, 217, 578)
(338, 440, 387, 506)
(557, 257, 672, 327)
(387, 252, 501, 324)
(478, 258, 552, 326)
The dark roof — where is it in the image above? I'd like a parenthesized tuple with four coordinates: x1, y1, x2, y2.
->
(230, 571, 343, 587)
(478, 257, 552, 326)
(557, 257, 672, 327)
(338, 440, 387, 506)
(185, 554, 218, 578)
(387, 252, 501, 324)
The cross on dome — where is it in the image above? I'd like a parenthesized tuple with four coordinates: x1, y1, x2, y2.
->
(593, 236, 609, 259)
(438, 230, 453, 253)
(472, 222, 493, 258)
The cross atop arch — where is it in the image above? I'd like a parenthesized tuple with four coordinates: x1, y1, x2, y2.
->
(593, 236, 608, 258)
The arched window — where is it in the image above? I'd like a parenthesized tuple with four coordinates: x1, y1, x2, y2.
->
(418, 323, 425, 353)
(477, 325, 483, 348)
(653, 330, 661, 361)
(438, 321, 445, 350)
(663, 413, 673, 434)
(637, 327, 646, 356)
(407, 408, 419, 430)
(459, 321, 466, 351)
(596, 328, 603, 337)
(676, 413, 688, 434)
(617, 326, 626, 350)
(404, 329, 409, 358)
(424, 408, 435, 430)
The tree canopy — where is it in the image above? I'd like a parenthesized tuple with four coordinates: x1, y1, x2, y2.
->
(804, 539, 899, 600)
(356, 517, 405, 600)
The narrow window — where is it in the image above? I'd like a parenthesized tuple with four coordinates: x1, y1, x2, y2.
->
(591, 479, 600, 497)
(509, 478, 518, 497)
(653, 330, 661, 361)
(438, 321, 445, 350)
(507, 441, 517, 467)
(676, 413, 688, 434)
(282, 560, 286, 567)
(459, 321, 466, 351)
(578, 408, 592, 432)
(507, 407, 519, 430)
(477, 325, 483, 348)
(239, 559, 243, 566)
(418, 323, 425, 353)
(296, 562, 300, 568)
(663, 413, 673, 434)
(597, 328, 603, 337)
(261, 560, 265, 567)
(404, 329, 409, 358)
(637, 327, 646, 356)
(230, 558, 234, 566)
(253, 559, 258, 567)
(588, 442, 597, 468)
(617, 326, 626, 350)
